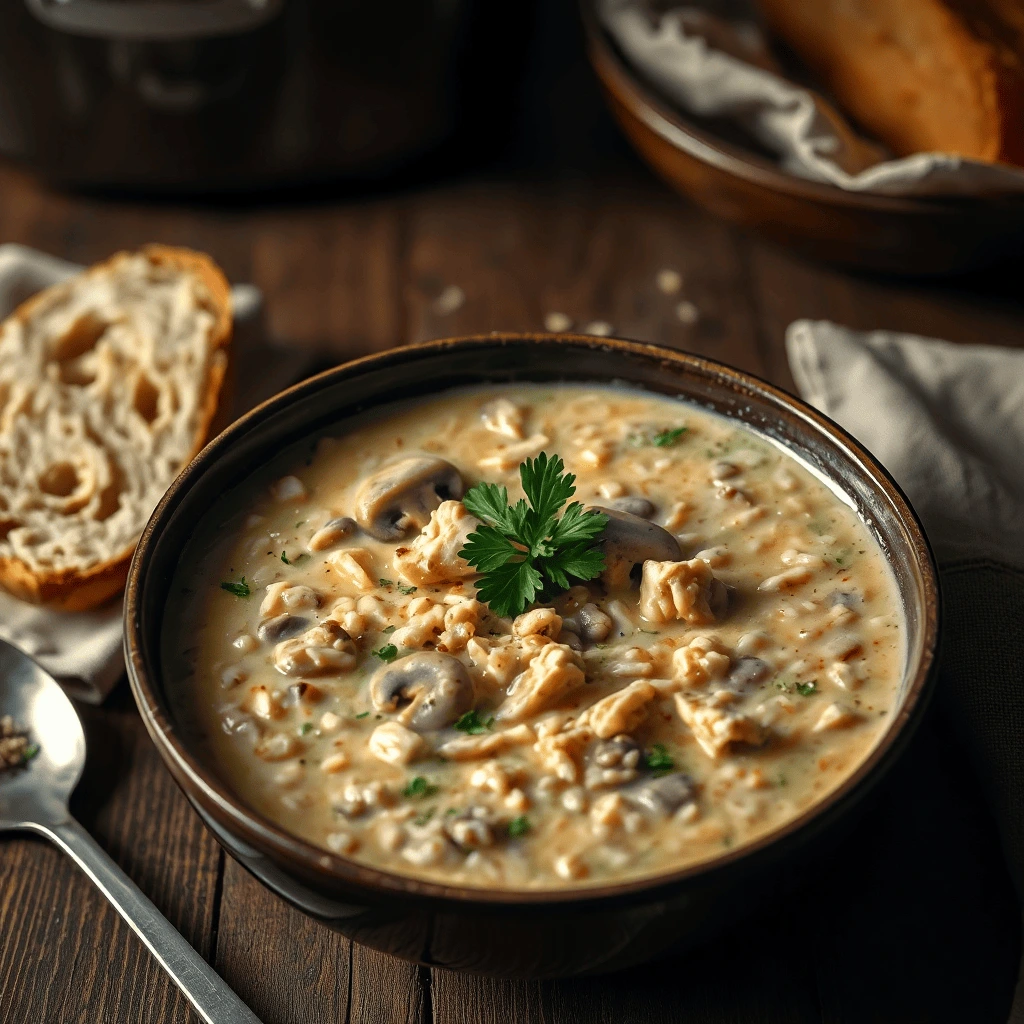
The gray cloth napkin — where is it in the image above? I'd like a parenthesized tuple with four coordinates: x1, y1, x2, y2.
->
(787, 320, 1024, 1022)
(0, 244, 264, 704)
(599, 0, 1024, 197)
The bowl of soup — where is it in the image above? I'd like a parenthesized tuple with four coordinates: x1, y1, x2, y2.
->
(125, 333, 939, 977)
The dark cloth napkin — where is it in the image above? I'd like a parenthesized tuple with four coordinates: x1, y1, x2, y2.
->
(788, 320, 1024, 1021)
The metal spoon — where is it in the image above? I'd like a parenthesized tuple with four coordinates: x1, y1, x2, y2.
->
(0, 639, 262, 1024)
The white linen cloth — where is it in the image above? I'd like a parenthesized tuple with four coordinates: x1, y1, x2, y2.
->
(599, 0, 1024, 197)
(786, 320, 1024, 1022)
(0, 244, 263, 704)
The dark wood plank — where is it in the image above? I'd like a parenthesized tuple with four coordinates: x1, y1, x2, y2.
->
(248, 201, 403, 357)
(744, 239, 1024, 391)
(0, 686, 221, 1024)
(213, 858, 352, 1024)
(404, 177, 766, 377)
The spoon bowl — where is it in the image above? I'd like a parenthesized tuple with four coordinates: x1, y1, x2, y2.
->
(0, 638, 261, 1024)
(0, 640, 84, 829)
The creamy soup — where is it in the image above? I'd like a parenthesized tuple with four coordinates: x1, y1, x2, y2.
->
(165, 385, 904, 889)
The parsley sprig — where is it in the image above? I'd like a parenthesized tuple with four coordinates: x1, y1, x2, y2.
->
(458, 453, 608, 618)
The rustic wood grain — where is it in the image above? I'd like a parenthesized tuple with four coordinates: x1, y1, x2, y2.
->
(743, 238, 1024, 390)
(0, 687, 219, 1024)
(404, 178, 766, 377)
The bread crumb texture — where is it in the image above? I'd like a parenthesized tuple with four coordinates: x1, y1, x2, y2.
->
(0, 246, 231, 609)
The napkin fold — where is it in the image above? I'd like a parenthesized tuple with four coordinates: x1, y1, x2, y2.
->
(786, 320, 1024, 1023)
(0, 244, 264, 704)
(599, 0, 1024, 197)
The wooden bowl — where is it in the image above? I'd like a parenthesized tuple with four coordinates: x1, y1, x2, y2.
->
(125, 334, 940, 977)
(581, 0, 1024, 275)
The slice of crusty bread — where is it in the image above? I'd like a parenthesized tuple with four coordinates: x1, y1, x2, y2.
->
(755, 0, 1024, 167)
(0, 245, 231, 611)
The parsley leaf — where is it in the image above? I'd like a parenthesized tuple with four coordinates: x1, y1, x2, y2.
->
(397, 583, 418, 595)
(404, 776, 439, 799)
(459, 453, 608, 617)
(454, 710, 494, 735)
(652, 426, 688, 447)
(220, 577, 251, 598)
(22, 743, 40, 763)
(355, 711, 370, 719)
(382, 625, 397, 635)
(645, 743, 675, 773)
(300, 723, 314, 735)
(372, 644, 398, 663)
(379, 577, 394, 587)
(796, 681, 819, 697)
(507, 815, 531, 838)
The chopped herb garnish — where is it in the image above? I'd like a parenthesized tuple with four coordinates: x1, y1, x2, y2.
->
(300, 723, 314, 735)
(796, 681, 819, 697)
(507, 815, 531, 838)
(397, 583, 417, 595)
(22, 744, 40, 763)
(414, 808, 436, 827)
(220, 577, 251, 598)
(295, 520, 306, 528)
(355, 711, 370, 719)
(444, 807, 459, 816)
(458, 452, 608, 618)
(379, 578, 394, 587)
(404, 776, 439, 799)
(645, 743, 675, 773)
(454, 710, 494, 735)
(372, 644, 398, 663)
(281, 551, 307, 565)
(652, 426, 688, 447)
(628, 426, 688, 448)
(773, 674, 795, 693)
(382, 625, 397, 635)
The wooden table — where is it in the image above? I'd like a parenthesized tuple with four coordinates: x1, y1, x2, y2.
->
(2, 22, 1023, 1018)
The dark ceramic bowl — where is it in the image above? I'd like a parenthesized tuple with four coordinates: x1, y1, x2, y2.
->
(125, 333, 939, 977)
(580, 0, 1024, 275)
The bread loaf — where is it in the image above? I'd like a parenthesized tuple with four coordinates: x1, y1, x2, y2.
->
(0, 246, 231, 610)
(754, 0, 1024, 167)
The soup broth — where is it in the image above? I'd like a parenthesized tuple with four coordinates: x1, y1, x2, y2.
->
(164, 384, 904, 889)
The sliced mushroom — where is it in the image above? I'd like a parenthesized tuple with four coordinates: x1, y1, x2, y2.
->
(606, 496, 656, 519)
(726, 656, 772, 690)
(355, 456, 464, 541)
(369, 651, 474, 731)
(591, 507, 681, 589)
(625, 772, 696, 816)
(584, 734, 642, 790)
(309, 516, 357, 551)
(708, 578, 731, 619)
(257, 614, 310, 644)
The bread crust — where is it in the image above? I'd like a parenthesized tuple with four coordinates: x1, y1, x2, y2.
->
(755, 0, 1024, 167)
(0, 245, 232, 611)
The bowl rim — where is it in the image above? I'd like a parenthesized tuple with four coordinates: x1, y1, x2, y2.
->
(579, 0, 1023, 215)
(126, 332, 940, 907)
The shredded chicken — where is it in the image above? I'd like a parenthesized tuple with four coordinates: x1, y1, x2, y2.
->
(497, 643, 585, 723)
(581, 680, 658, 739)
(675, 691, 763, 758)
(395, 500, 480, 586)
(640, 558, 717, 624)
(273, 621, 358, 676)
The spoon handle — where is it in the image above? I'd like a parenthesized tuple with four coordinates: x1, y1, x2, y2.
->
(42, 816, 263, 1024)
